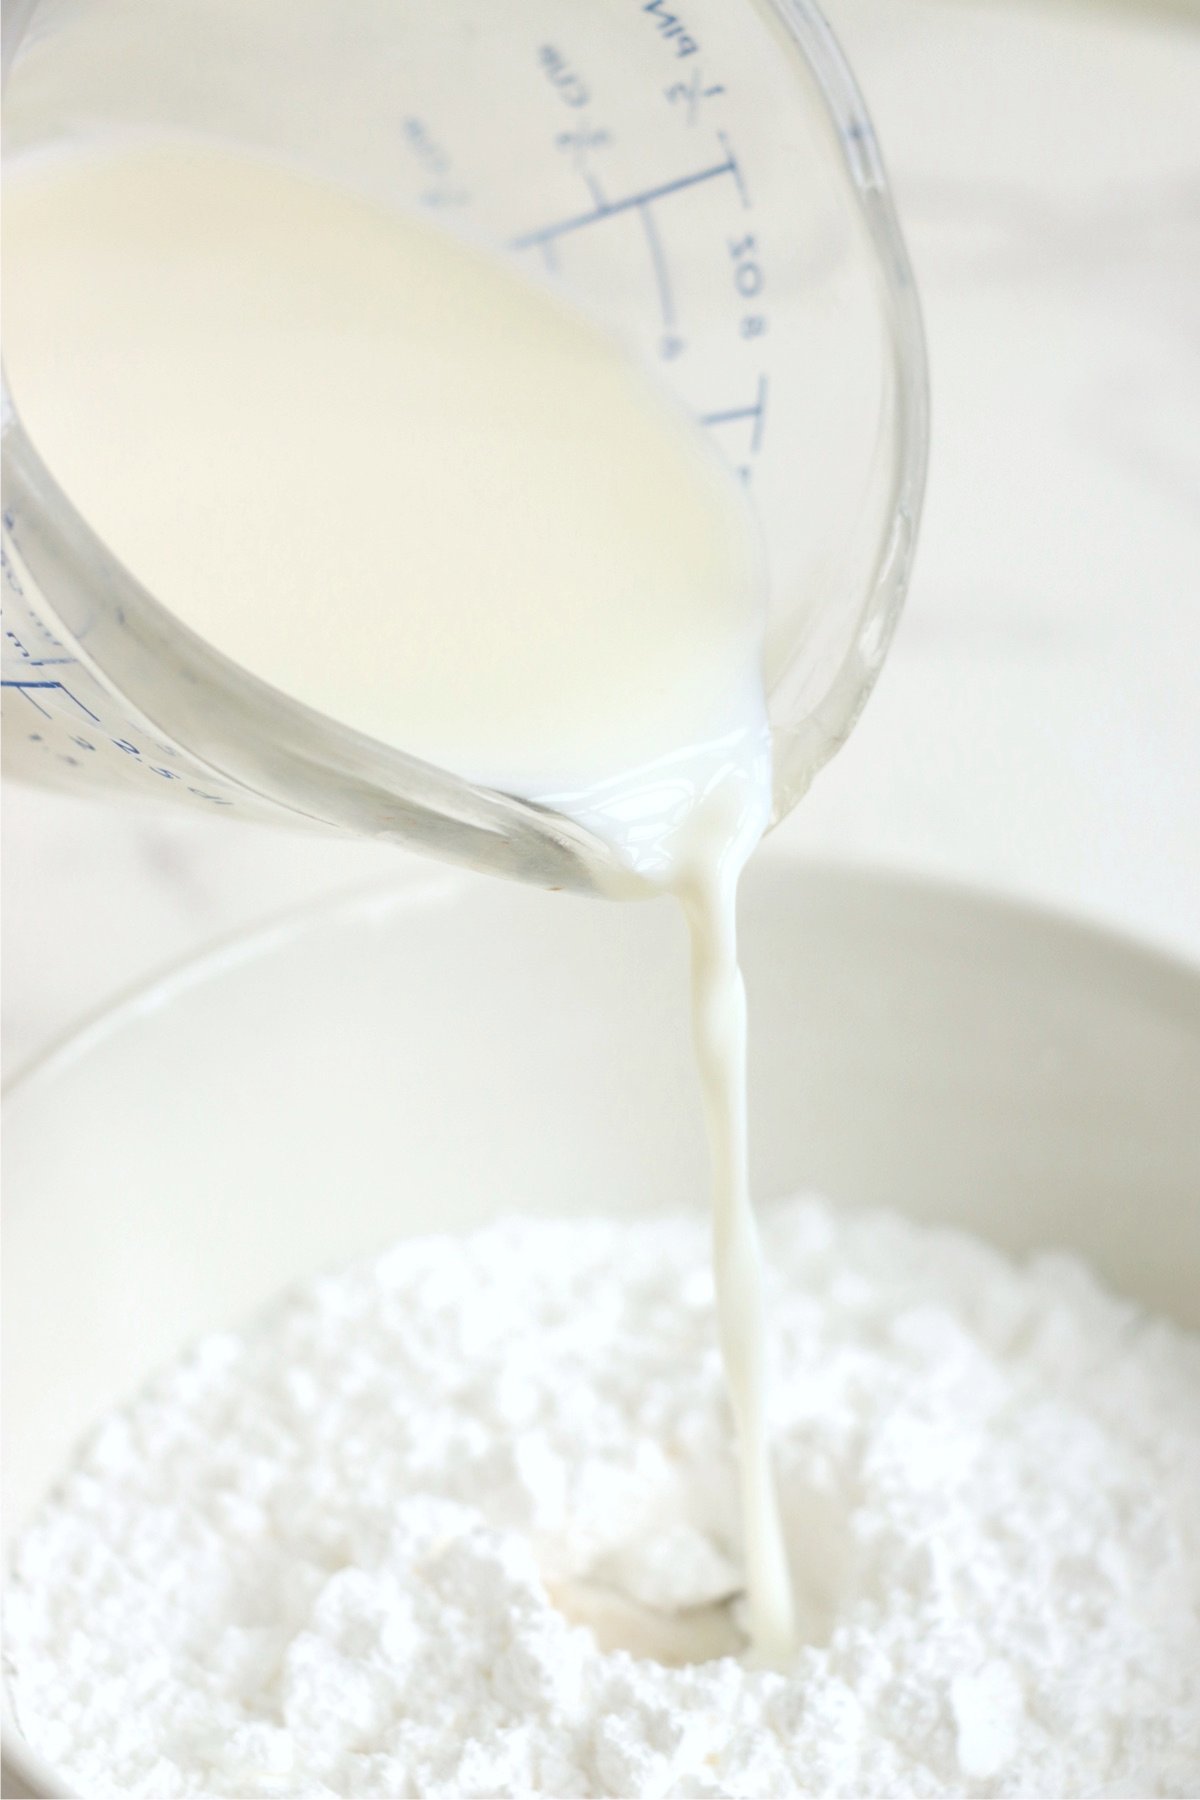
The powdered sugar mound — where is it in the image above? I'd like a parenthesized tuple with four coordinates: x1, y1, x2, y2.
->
(7, 1198, 1199, 1798)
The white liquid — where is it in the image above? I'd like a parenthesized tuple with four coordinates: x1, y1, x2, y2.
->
(3, 143, 797, 1659)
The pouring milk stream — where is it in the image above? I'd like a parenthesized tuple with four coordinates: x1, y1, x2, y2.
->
(5, 144, 799, 1652)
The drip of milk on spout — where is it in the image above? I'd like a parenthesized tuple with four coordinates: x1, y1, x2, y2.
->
(2, 141, 798, 1659)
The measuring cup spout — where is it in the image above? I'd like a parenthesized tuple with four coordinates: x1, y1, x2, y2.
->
(2, 0, 926, 889)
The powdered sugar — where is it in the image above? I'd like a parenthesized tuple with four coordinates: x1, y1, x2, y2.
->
(7, 1197, 1199, 1797)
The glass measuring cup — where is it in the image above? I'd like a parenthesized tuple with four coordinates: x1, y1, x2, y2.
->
(1, 0, 927, 895)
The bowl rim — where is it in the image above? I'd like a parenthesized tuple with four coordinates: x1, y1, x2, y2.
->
(7, 853, 1200, 1110)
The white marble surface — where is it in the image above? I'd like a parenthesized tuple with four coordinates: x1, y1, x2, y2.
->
(4, 0, 1199, 1075)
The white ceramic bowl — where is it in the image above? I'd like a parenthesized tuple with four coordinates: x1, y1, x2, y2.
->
(4, 857, 1199, 1797)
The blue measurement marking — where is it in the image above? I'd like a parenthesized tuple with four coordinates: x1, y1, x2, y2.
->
(2, 589, 77, 664)
(1, 677, 101, 722)
(701, 374, 768, 454)
(582, 169, 608, 210)
(3, 630, 76, 666)
(511, 156, 740, 250)
(637, 203, 677, 336)
(716, 132, 750, 209)
(3, 630, 75, 667)
(666, 66, 726, 125)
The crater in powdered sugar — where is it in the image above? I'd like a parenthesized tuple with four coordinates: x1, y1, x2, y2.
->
(7, 1197, 1199, 1798)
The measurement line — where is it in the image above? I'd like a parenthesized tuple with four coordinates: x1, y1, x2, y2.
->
(637, 203, 676, 334)
(583, 170, 608, 210)
(716, 131, 751, 210)
(2, 679, 56, 718)
(1, 677, 100, 722)
(511, 158, 738, 250)
(701, 375, 768, 454)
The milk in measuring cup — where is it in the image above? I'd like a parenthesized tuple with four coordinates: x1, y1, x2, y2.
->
(3, 141, 797, 1657)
